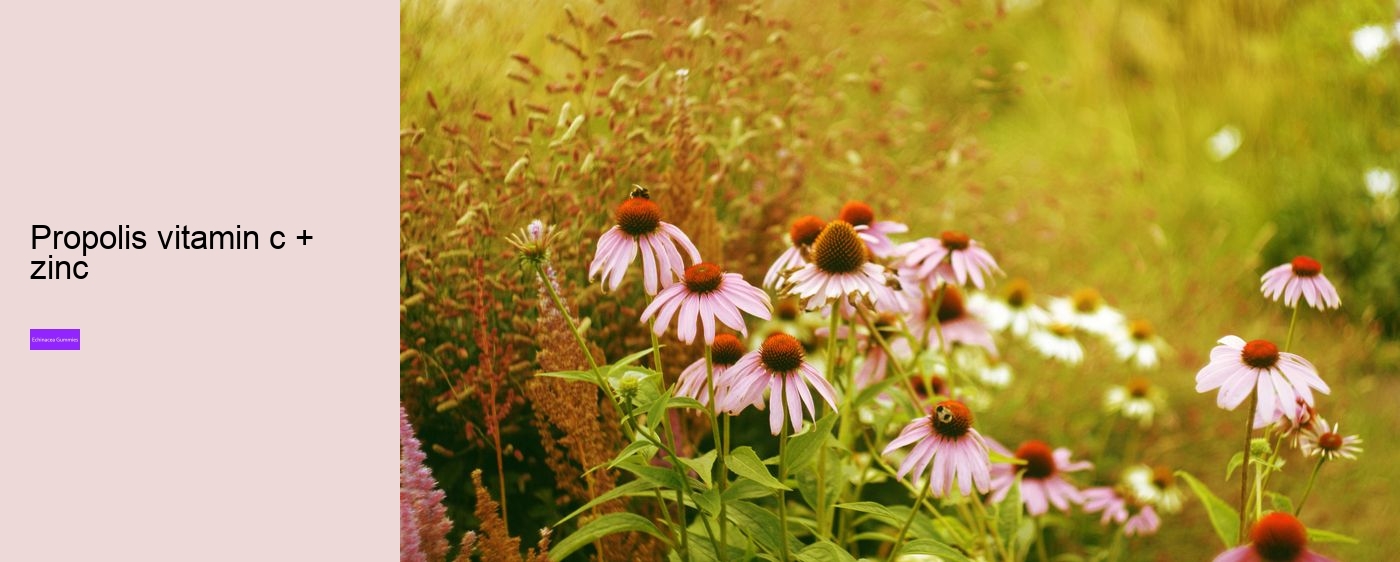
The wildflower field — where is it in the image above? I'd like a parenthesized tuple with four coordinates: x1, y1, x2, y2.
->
(400, 1, 1400, 560)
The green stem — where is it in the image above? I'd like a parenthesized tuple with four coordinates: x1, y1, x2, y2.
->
(705, 345, 730, 562)
(888, 482, 932, 560)
(1035, 516, 1050, 562)
(970, 492, 1007, 561)
(1284, 304, 1301, 353)
(1295, 457, 1326, 517)
(821, 309, 843, 540)
(534, 264, 632, 437)
(648, 326, 694, 562)
(778, 380, 792, 562)
(1239, 389, 1258, 544)
(1108, 529, 1124, 562)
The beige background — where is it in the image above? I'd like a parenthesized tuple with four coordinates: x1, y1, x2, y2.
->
(0, 1, 396, 559)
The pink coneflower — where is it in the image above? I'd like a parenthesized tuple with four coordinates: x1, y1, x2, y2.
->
(676, 334, 747, 406)
(909, 285, 998, 357)
(641, 262, 772, 345)
(1253, 397, 1317, 444)
(1299, 418, 1363, 461)
(719, 333, 838, 434)
(1195, 336, 1330, 421)
(881, 400, 992, 497)
(1213, 512, 1335, 562)
(1081, 487, 1161, 536)
(839, 200, 908, 258)
(589, 190, 702, 295)
(764, 215, 825, 290)
(987, 439, 1092, 516)
(903, 230, 1003, 290)
(854, 314, 913, 389)
(1260, 256, 1341, 310)
(787, 221, 888, 310)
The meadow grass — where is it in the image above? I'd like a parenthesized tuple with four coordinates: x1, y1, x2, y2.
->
(403, 0, 1400, 559)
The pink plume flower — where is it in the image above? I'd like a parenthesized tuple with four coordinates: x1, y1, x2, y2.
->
(401, 406, 452, 562)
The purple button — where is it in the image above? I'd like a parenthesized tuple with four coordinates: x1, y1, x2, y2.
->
(31, 329, 80, 350)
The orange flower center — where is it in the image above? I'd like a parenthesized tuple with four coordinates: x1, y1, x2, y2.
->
(711, 334, 746, 366)
(940, 230, 970, 250)
(759, 332, 805, 373)
(775, 297, 801, 321)
(1072, 288, 1102, 313)
(936, 286, 966, 323)
(1127, 376, 1152, 398)
(1241, 339, 1280, 369)
(1290, 256, 1322, 277)
(931, 400, 974, 438)
(615, 197, 662, 236)
(1015, 440, 1056, 479)
(1004, 278, 1032, 307)
(810, 221, 867, 274)
(789, 215, 826, 246)
(1250, 512, 1307, 562)
(838, 200, 875, 227)
(1129, 319, 1153, 340)
(1150, 466, 1174, 490)
(684, 263, 724, 293)
(1318, 432, 1343, 451)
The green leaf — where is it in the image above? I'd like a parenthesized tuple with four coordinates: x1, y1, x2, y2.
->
(606, 346, 658, 376)
(850, 375, 900, 409)
(681, 450, 717, 487)
(988, 450, 1028, 466)
(722, 478, 774, 502)
(643, 385, 672, 431)
(537, 368, 602, 385)
(607, 439, 659, 470)
(1266, 492, 1294, 515)
(550, 512, 667, 560)
(902, 538, 974, 562)
(692, 488, 721, 516)
(996, 476, 1022, 554)
(782, 413, 838, 473)
(615, 458, 687, 491)
(727, 500, 792, 555)
(729, 446, 790, 490)
(1177, 470, 1239, 548)
(667, 396, 708, 411)
(1226, 452, 1245, 481)
(835, 502, 902, 526)
(1307, 528, 1360, 544)
(796, 540, 857, 562)
(557, 479, 659, 525)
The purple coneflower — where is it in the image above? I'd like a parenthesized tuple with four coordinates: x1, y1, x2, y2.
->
(641, 262, 771, 345)
(1082, 487, 1161, 536)
(676, 334, 747, 406)
(1195, 336, 1329, 421)
(589, 191, 701, 295)
(787, 221, 888, 310)
(719, 333, 838, 434)
(1213, 512, 1335, 562)
(764, 215, 825, 290)
(909, 285, 998, 357)
(1299, 418, 1363, 461)
(881, 400, 992, 497)
(1260, 256, 1340, 310)
(987, 439, 1091, 516)
(838, 200, 908, 258)
(903, 230, 1003, 290)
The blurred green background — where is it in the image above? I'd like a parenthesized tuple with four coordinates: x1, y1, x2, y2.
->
(402, 0, 1399, 559)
